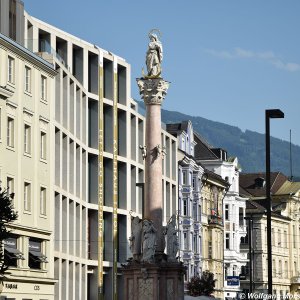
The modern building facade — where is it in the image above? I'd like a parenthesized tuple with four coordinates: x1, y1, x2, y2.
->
(12, 9, 178, 300)
(0, 32, 57, 299)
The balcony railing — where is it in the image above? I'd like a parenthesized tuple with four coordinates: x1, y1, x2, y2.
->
(208, 214, 223, 226)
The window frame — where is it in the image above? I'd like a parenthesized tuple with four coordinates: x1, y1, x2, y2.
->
(24, 181, 32, 212)
(7, 116, 15, 148)
(40, 130, 47, 160)
(8, 55, 15, 84)
(40, 186, 47, 216)
(24, 66, 31, 93)
(24, 123, 32, 155)
(41, 75, 47, 101)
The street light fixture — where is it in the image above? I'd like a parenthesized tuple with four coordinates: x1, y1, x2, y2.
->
(265, 109, 284, 295)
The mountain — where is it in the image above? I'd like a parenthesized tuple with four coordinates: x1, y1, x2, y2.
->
(138, 102, 300, 178)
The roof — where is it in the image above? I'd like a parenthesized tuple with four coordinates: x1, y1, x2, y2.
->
(166, 121, 190, 135)
(240, 172, 287, 197)
(194, 132, 218, 160)
(276, 180, 300, 195)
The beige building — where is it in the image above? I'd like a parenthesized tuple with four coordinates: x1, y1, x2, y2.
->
(240, 173, 300, 297)
(0, 32, 56, 299)
(201, 170, 228, 299)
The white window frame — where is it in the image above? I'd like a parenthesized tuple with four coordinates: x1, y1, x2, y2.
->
(40, 186, 47, 216)
(24, 181, 31, 212)
(41, 75, 47, 101)
(8, 56, 15, 84)
(25, 66, 31, 93)
(24, 123, 31, 155)
(7, 116, 14, 148)
(40, 131, 47, 160)
(7, 176, 14, 196)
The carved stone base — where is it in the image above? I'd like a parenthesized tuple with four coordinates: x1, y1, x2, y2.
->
(122, 261, 185, 300)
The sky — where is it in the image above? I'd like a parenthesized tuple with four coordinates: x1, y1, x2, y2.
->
(25, 1, 300, 146)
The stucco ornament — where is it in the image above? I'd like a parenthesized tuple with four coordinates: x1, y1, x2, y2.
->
(136, 78, 170, 105)
(145, 29, 163, 78)
(164, 214, 179, 262)
(129, 216, 142, 261)
(142, 219, 157, 263)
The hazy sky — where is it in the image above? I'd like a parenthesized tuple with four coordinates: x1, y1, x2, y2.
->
(25, 1, 300, 146)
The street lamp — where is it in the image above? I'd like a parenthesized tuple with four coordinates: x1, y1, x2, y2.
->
(265, 109, 284, 295)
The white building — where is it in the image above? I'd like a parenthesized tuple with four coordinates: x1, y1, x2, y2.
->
(167, 121, 204, 284)
(194, 135, 247, 300)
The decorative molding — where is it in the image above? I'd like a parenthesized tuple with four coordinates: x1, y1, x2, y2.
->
(0, 86, 14, 99)
(136, 78, 169, 106)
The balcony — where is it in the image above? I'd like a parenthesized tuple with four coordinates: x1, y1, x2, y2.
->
(291, 276, 300, 285)
(208, 214, 223, 226)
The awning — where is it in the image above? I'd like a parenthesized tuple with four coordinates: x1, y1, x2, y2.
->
(4, 246, 25, 260)
(29, 250, 48, 263)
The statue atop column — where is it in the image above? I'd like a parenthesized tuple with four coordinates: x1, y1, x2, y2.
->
(145, 29, 163, 78)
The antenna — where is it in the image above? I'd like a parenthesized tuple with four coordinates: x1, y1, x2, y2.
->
(290, 129, 293, 182)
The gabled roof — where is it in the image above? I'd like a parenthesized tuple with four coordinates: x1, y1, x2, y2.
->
(276, 181, 300, 195)
(166, 121, 190, 135)
(240, 172, 287, 197)
(194, 132, 218, 160)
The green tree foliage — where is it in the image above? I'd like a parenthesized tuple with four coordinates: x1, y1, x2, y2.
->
(187, 271, 216, 296)
(0, 186, 18, 278)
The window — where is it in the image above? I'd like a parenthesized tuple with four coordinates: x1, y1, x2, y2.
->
(7, 177, 14, 196)
(278, 229, 281, 247)
(41, 75, 47, 100)
(225, 204, 229, 220)
(24, 182, 31, 212)
(40, 187, 46, 215)
(40, 131, 47, 160)
(29, 239, 47, 269)
(182, 171, 187, 185)
(182, 198, 187, 216)
(8, 56, 15, 83)
(233, 265, 237, 276)
(193, 203, 197, 221)
(193, 235, 198, 253)
(225, 233, 230, 249)
(24, 124, 31, 154)
(25, 66, 31, 93)
(3, 236, 24, 267)
(183, 232, 188, 250)
(192, 177, 196, 189)
(7, 117, 14, 148)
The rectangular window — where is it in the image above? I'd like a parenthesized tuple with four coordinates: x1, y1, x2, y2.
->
(193, 235, 198, 253)
(7, 117, 14, 148)
(225, 233, 230, 249)
(24, 124, 31, 154)
(24, 182, 31, 212)
(182, 198, 187, 216)
(183, 232, 188, 250)
(7, 177, 14, 196)
(225, 204, 229, 220)
(193, 203, 197, 221)
(40, 187, 46, 215)
(41, 75, 47, 100)
(182, 171, 187, 185)
(8, 56, 15, 83)
(25, 66, 31, 93)
(40, 131, 47, 160)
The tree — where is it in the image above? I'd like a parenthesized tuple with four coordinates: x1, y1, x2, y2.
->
(187, 270, 217, 297)
(0, 186, 18, 279)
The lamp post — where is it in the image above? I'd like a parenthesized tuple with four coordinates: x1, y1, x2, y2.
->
(265, 109, 284, 295)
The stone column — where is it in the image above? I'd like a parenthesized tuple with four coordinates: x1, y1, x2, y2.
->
(137, 78, 169, 253)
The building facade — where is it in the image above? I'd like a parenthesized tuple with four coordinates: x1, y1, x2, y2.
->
(240, 173, 300, 298)
(167, 121, 204, 285)
(0, 32, 56, 299)
(16, 9, 178, 300)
